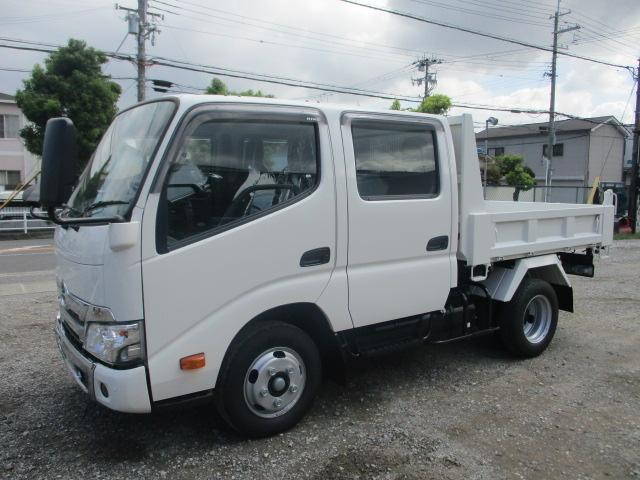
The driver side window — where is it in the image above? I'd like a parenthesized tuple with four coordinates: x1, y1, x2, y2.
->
(162, 119, 319, 249)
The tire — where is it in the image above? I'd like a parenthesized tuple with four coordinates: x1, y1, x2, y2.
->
(215, 320, 322, 437)
(499, 278, 558, 358)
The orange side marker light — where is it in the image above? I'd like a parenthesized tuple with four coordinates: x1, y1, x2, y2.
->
(180, 353, 206, 370)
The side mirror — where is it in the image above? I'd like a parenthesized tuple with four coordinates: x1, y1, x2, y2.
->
(40, 117, 77, 208)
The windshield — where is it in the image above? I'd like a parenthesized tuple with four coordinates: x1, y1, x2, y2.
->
(65, 100, 176, 219)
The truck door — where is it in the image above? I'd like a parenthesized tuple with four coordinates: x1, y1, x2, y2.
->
(341, 113, 454, 328)
(140, 105, 335, 402)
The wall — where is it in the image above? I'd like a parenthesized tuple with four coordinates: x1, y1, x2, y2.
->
(587, 123, 624, 185)
(484, 185, 590, 204)
(482, 132, 590, 185)
(0, 100, 39, 190)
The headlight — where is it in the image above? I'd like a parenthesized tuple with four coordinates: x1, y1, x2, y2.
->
(85, 321, 144, 366)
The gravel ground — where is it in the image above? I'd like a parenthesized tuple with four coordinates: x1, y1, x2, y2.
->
(1, 241, 639, 479)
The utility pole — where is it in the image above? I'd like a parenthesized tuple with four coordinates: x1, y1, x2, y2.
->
(116, 1, 162, 102)
(628, 59, 640, 233)
(484, 117, 498, 189)
(413, 56, 443, 98)
(136, 0, 147, 102)
(544, 0, 579, 201)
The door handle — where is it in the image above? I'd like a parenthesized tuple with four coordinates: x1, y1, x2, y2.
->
(426, 235, 449, 252)
(300, 247, 331, 267)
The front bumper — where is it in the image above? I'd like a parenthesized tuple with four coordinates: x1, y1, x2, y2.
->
(55, 316, 151, 413)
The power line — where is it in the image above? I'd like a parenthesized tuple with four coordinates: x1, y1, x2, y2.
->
(161, 24, 411, 64)
(0, 37, 626, 125)
(152, 0, 560, 70)
(575, 25, 638, 55)
(448, 0, 553, 18)
(406, 0, 550, 27)
(336, 0, 633, 71)
(149, 56, 422, 101)
(148, 56, 620, 121)
(598, 84, 636, 179)
(301, 64, 416, 101)
(157, 0, 428, 57)
(0, 37, 134, 62)
(151, 0, 589, 80)
(150, 0, 421, 62)
(0, 7, 108, 26)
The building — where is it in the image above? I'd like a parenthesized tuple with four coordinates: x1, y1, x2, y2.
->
(476, 116, 628, 202)
(0, 92, 39, 192)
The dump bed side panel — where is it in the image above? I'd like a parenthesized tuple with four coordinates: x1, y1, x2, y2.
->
(447, 115, 615, 268)
(479, 200, 613, 261)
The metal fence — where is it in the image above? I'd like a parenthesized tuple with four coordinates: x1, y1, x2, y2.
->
(484, 185, 592, 204)
(0, 205, 54, 233)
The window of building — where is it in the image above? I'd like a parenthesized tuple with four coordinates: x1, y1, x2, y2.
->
(162, 119, 319, 248)
(0, 170, 21, 190)
(488, 147, 504, 156)
(543, 143, 564, 157)
(0, 114, 20, 139)
(351, 120, 439, 199)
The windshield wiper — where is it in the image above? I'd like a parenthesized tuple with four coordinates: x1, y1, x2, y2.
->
(83, 200, 130, 215)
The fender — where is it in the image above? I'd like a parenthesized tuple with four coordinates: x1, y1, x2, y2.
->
(482, 254, 573, 311)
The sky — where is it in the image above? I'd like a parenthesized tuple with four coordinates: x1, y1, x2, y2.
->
(2, 0, 639, 129)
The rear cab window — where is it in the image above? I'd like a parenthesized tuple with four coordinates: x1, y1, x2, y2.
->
(351, 120, 439, 200)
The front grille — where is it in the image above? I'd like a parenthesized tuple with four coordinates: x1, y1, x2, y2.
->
(65, 305, 82, 323)
(58, 288, 89, 344)
(61, 319, 83, 351)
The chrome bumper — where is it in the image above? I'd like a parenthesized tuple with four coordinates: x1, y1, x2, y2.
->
(54, 314, 152, 413)
(55, 314, 95, 398)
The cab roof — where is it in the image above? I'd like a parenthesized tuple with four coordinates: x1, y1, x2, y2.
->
(141, 94, 445, 122)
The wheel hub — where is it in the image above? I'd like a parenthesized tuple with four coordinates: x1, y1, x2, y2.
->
(268, 373, 289, 397)
(244, 347, 306, 418)
(523, 294, 552, 344)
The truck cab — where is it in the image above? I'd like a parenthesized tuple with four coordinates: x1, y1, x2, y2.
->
(44, 95, 614, 437)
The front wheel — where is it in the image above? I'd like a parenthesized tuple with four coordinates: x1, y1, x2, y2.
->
(216, 321, 322, 437)
(499, 278, 559, 358)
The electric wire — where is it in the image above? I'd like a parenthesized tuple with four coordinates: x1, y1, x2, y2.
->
(336, 0, 633, 71)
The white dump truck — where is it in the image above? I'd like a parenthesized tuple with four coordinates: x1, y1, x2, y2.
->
(38, 96, 614, 437)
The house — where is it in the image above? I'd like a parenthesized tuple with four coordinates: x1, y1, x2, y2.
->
(476, 116, 628, 202)
(0, 92, 39, 192)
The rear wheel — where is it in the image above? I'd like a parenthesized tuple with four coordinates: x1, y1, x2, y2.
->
(216, 321, 321, 437)
(499, 278, 558, 358)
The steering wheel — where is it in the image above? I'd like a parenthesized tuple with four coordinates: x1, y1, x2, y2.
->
(221, 183, 300, 222)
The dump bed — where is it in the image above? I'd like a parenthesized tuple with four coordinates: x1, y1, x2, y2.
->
(447, 114, 615, 270)
(464, 199, 614, 264)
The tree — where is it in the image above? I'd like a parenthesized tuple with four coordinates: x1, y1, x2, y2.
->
(415, 93, 452, 115)
(205, 77, 274, 98)
(206, 77, 228, 95)
(492, 154, 536, 200)
(485, 161, 502, 185)
(235, 88, 275, 98)
(496, 154, 522, 177)
(15, 39, 121, 173)
(390, 99, 401, 110)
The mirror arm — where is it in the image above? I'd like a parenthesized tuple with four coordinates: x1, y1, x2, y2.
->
(45, 207, 124, 226)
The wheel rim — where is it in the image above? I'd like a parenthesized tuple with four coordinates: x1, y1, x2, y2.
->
(523, 294, 552, 344)
(243, 347, 306, 419)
